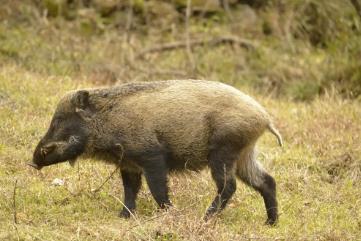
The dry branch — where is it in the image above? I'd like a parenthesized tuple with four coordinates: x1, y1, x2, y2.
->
(135, 36, 257, 59)
(91, 166, 119, 193)
(92, 144, 123, 193)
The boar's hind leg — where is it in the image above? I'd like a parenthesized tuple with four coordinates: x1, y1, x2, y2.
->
(142, 153, 172, 209)
(237, 146, 278, 225)
(204, 144, 238, 220)
(119, 170, 142, 218)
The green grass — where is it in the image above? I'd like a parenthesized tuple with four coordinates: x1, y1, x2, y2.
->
(1, 1, 361, 240)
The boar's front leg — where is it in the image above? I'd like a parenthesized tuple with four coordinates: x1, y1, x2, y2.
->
(141, 152, 172, 209)
(119, 170, 142, 218)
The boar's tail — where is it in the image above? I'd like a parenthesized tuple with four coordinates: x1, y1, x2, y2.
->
(267, 123, 283, 147)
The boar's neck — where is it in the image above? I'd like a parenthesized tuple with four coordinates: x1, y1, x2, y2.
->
(83, 125, 125, 164)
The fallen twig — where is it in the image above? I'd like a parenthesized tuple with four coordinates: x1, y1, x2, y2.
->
(13, 179, 18, 224)
(135, 36, 257, 59)
(92, 144, 124, 193)
(91, 166, 120, 193)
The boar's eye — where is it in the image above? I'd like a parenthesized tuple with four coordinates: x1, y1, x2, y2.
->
(40, 143, 57, 157)
(52, 116, 64, 126)
(40, 148, 46, 158)
(49, 116, 65, 132)
(69, 135, 79, 144)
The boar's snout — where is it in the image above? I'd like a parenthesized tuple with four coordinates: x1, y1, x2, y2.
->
(31, 134, 88, 170)
(28, 162, 42, 170)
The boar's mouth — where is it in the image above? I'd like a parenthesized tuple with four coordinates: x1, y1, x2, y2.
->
(28, 155, 78, 170)
(28, 162, 43, 170)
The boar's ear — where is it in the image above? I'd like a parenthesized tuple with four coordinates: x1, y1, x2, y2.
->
(73, 90, 93, 121)
(73, 90, 89, 110)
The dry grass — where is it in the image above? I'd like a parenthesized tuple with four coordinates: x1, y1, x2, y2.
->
(1, 64, 360, 240)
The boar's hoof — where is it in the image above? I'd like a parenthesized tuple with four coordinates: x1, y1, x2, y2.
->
(203, 211, 217, 222)
(119, 209, 132, 218)
(265, 217, 278, 226)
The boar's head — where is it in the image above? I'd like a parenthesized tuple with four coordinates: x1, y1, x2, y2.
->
(30, 90, 92, 170)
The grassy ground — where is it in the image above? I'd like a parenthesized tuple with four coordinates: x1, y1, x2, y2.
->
(1, 1, 361, 240)
(1, 64, 360, 240)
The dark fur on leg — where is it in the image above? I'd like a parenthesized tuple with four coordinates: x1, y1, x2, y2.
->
(141, 154, 172, 209)
(119, 170, 142, 218)
(260, 174, 278, 225)
(204, 177, 236, 220)
(204, 143, 238, 220)
(239, 172, 278, 225)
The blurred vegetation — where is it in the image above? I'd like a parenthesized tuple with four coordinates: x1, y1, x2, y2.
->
(0, 0, 360, 100)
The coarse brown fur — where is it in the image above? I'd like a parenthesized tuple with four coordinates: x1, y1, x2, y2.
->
(31, 79, 282, 225)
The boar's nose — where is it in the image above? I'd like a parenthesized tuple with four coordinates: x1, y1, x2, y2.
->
(28, 162, 42, 170)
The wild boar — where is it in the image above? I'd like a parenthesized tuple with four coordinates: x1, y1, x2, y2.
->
(30, 80, 283, 225)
